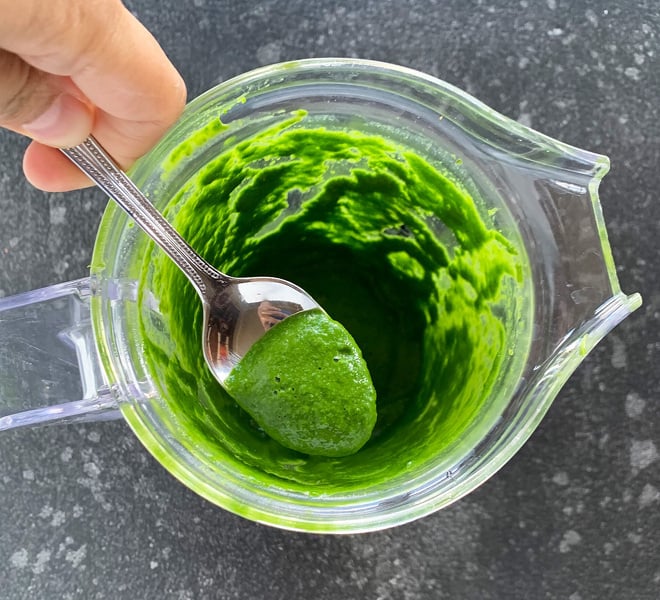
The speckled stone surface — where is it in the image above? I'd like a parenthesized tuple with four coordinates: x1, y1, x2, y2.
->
(1, 1, 659, 598)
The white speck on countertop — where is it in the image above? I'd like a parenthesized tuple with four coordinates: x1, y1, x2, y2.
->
(10, 548, 28, 569)
(87, 431, 101, 443)
(51, 510, 66, 527)
(32, 549, 51, 574)
(256, 41, 283, 65)
(77, 455, 112, 511)
(56, 537, 74, 557)
(65, 544, 87, 568)
(552, 471, 569, 486)
(630, 439, 658, 471)
(83, 461, 101, 478)
(625, 392, 646, 418)
(60, 447, 73, 462)
(624, 67, 641, 81)
(639, 483, 660, 508)
(559, 530, 582, 553)
(517, 99, 532, 127)
(585, 9, 599, 26)
(22, 469, 34, 481)
(547, 27, 563, 37)
(49, 205, 67, 226)
(53, 259, 69, 277)
(610, 335, 627, 369)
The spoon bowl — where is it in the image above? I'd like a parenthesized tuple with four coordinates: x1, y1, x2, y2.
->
(61, 137, 320, 385)
(200, 276, 318, 383)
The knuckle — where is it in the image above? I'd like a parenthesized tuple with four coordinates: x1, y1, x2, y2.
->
(0, 50, 48, 125)
(13, 0, 125, 75)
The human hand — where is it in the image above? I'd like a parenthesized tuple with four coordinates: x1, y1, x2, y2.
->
(258, 301, 292, 330)
(0, 0, 186, 191)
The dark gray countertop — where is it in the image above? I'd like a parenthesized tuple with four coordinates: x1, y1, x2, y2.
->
(1, 1, 658, 598)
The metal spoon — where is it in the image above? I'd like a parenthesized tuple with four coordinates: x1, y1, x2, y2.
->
(60, 136, 320, 384)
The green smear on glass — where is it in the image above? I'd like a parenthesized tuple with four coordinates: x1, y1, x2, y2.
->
(138, 110, 523, 494)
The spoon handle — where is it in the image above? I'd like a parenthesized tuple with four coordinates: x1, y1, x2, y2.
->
(60, 137, 226, 295)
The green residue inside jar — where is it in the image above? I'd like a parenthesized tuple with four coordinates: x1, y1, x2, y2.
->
(138, 111, 523, 493)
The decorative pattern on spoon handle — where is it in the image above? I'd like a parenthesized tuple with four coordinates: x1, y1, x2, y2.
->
(60, 137, 227, 295)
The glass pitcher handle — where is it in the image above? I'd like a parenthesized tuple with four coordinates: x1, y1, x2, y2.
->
(0, 278, 120, 431)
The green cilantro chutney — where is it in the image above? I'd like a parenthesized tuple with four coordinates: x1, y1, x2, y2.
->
(138, 110, 523, 493)
(225, 308, 377, 457)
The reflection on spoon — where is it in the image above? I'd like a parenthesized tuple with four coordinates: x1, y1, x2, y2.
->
(258, 300, 304, 330)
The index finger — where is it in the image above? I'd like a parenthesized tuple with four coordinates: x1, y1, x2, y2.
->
(1, 0, 186, 186)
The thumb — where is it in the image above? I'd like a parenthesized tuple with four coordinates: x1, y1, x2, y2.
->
(0, 49, 94, 148)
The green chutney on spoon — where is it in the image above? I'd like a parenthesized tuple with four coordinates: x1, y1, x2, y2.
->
(225, 308, 377, 457)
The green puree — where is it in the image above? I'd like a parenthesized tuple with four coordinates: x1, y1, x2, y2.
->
(139, 111, 523, 493)
(225, 308, 377, 457)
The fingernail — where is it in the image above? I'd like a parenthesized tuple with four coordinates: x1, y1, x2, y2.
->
(22, 94, 93, 148)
